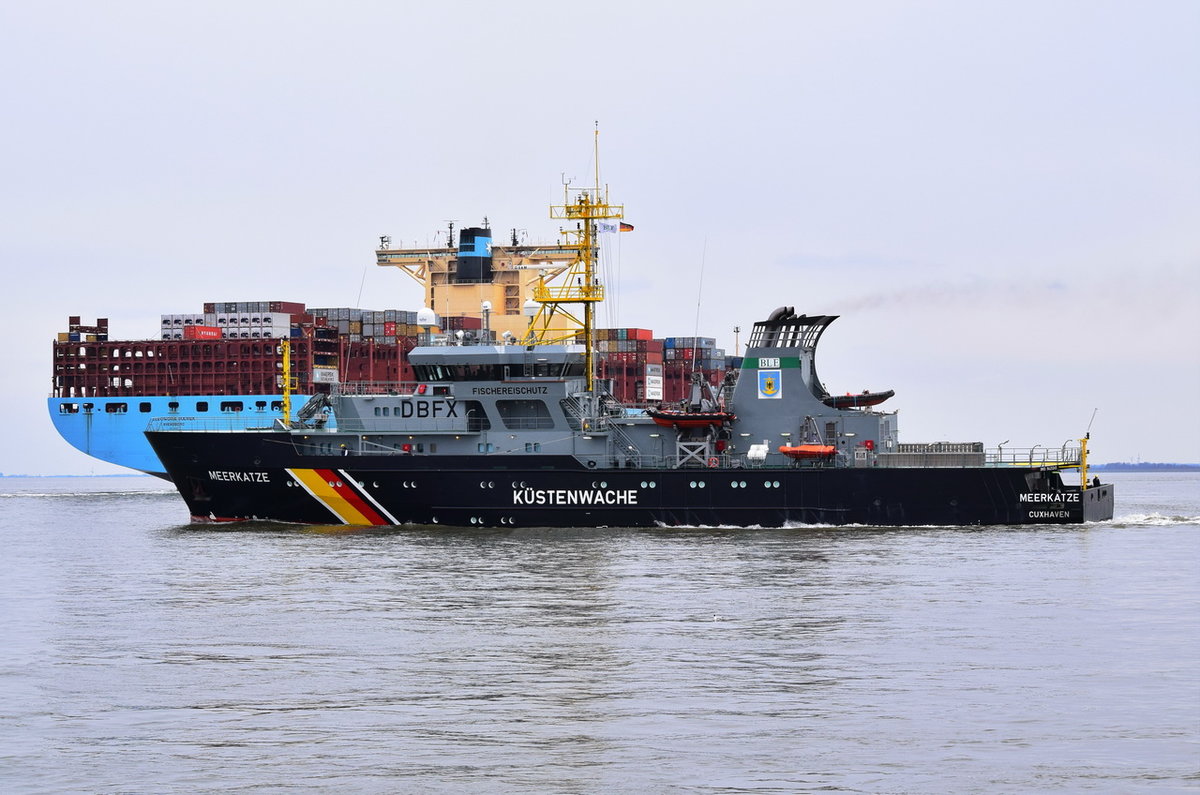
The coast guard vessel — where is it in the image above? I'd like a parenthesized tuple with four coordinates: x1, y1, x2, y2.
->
(145, 167, 1114, 527)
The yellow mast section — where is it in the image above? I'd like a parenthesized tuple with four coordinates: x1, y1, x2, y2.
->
(280, 339, 292, 425)
(527, 129, 623, 392)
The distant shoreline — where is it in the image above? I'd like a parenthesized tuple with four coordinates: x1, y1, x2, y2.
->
(1088, 463, 1200, 472)
(4, 465, 1199, 477)
(0, 473, 155, 478)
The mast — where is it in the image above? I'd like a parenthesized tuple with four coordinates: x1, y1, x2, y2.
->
(528, 127, 624, 392)
(280, 339, 292, 425)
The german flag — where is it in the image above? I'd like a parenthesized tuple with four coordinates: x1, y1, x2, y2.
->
(620, 222, 634, 232)
(287, 468, 398, 525)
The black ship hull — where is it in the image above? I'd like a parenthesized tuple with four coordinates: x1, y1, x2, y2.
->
(147, 431, 1115, 527)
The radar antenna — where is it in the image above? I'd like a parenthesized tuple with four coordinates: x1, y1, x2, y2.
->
(526, 126, 624, 392)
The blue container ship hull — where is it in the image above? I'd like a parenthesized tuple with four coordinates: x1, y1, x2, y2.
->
(48, 395, 303, 478)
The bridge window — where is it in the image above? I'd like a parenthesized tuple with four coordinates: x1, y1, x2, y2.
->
(105, 403, 128, 413)
(456, 400, 491, 431)
(220, 401, 244, 413)
(412, 363, 506, 381)
(496, 399, 554, 430)
(196, 401, 209, 412)
(140, 402, 152, 413)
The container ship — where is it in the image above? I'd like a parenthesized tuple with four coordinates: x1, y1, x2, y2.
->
(143, 171, 1115, 527)
(49, 235, 727, 478)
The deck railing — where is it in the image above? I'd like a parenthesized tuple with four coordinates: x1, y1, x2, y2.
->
(987, 445, 1082, 468)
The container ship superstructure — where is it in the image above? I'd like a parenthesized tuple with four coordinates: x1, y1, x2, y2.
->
(50, 230, 727, 477)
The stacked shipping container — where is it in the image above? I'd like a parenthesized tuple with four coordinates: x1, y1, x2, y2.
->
(54, 300, 439, 399)
(594, 328, 729, 405)
(54, 305, 729, 406)
(56, 316, 109, 344)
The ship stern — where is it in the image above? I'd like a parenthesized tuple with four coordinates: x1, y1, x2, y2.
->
(1081, 482, 1115, 522)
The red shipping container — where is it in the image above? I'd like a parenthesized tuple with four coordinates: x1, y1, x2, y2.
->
(184, 325, 222, 340)
(384, 321, 397, 336)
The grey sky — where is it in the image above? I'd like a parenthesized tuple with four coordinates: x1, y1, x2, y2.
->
(2, 1, 1197, 474)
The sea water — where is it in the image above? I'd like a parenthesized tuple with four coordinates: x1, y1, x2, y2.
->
(1, 472, 1196, 792)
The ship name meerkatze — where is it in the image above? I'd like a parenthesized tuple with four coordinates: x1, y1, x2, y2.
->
(208, 470, 270, 483)
(1018, 493, 1080, 503)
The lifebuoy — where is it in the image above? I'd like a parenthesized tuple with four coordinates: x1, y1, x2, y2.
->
(708, 456, 719, 468)
(587, 460, 596, 468)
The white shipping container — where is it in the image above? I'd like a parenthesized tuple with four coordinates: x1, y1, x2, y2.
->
(312, 367, 339, 384)
(645, 375, 664, 401)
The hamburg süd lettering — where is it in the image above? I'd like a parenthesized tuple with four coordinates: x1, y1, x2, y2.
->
(512, 488, 638, 506)
(208, 470, 270, 483)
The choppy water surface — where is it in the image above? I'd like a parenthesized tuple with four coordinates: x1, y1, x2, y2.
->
(2, 472, 1197, 792)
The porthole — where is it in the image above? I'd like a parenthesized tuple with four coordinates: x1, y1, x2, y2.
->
(640, 481, 648, 488)
(690, 481, 697, 488)
(699, 481, 706, 489)
(773, 481, 780, 488)
(649, 481, 656, 488)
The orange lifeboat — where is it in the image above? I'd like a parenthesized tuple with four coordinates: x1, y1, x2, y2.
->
(778, 444, 836, 460)
(646, 408, 736, 429)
